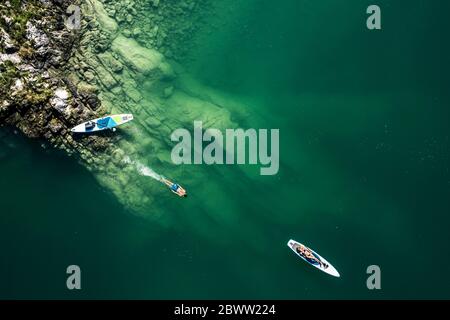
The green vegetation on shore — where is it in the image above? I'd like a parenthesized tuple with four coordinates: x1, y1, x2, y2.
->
(0, 61, 19, 97)
(0, 0, 43, 45)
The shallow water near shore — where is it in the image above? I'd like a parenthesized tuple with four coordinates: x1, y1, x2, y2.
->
(1, 0, 450, 299)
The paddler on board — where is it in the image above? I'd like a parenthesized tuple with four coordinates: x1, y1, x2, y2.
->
(292, 243, 328, 269)
(161, 178, 188, 198)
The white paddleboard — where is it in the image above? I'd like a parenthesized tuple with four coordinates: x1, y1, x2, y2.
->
(287, 239, 340, 277)
(71, 114, 134, 133)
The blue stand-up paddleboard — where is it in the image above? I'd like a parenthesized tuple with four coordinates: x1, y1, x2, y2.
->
(71, 114, 134, 133)
(287, 239, 340, 277)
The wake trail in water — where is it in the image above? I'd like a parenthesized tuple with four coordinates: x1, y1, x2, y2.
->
(137, 163, 163, 181)
(123, 156, 164, 182)
(122, 156, 187, 198)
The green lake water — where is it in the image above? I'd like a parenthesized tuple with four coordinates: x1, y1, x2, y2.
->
(1, 0, 450, 299)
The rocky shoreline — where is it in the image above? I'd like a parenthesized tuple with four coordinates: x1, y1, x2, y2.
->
(0, 0, 113, 158)
(0, 0, 209, 169)
(1, 0, 247, 217)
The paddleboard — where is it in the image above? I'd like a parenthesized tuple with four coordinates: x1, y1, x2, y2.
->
(71, 114, 134, 133)
(287, 239, 340, 277)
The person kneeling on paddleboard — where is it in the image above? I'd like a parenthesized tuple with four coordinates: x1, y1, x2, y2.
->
(294, 243, 328, 269)
(161, 178, 187, 198)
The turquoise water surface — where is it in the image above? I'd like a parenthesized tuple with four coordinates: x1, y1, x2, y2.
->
(1, 0, 450, 299)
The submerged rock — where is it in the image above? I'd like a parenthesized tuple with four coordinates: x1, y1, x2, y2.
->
(163, 85, 174, 98)
(111, 35, 166, 75)
(86, 0, 118, 33)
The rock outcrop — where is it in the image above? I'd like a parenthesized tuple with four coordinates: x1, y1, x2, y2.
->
(1, 0, 251, 218)
(0, 0, 110, 157)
